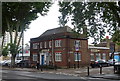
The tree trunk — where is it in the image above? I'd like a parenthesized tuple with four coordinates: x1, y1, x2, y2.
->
(1, 33, 5, 49)
(11, 54, 16, 68)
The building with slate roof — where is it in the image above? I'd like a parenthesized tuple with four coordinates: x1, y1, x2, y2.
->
(30, 26, 110, 68)
(30, 26, 90, 68)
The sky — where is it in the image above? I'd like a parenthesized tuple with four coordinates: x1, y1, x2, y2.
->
(24, 1, 110, 45)
(24, 1, 74, 44)
(24, 2, 61, 44)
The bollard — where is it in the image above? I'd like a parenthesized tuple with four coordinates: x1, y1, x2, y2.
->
(114, 65, 116, 74)
(100, 65, 102, 74)
(87, 66, 90, 76)
(74, 64, 76, 69)
(54, 65, 57, 71)
(40, 66, 43, 71)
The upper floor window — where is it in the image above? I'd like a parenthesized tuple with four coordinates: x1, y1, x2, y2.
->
(44, 42, 47, 48)
(40, 42, 42, 48)
(49, 41, 52, 48)
(55, 40, 61, 47)
(33, 43, 38, 49)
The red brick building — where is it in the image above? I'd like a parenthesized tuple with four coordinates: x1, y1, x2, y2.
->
(30, 26, 90, 68)
(30, 26, 110, 68)
(88, 46, 110, 63)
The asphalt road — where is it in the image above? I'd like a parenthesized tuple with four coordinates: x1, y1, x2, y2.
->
(1, 69, 117, 81)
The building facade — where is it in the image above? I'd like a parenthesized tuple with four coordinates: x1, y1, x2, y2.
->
(30, 26, 111, 68)
(88, 46, 110, 63)
(30, 26, 90, 68)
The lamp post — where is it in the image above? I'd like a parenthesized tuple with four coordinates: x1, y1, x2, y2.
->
(75, 40, 80, 68)
(37, 43, 40, 62)
(77, 51, 79, 68)
(113, 43, 115, 73)
(75, 46, 79, 68)
(52, 39, 54, 66)
(21, 29, 24, 68)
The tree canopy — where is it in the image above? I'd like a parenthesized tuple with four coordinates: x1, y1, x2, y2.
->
(58, 1, 120, 44)
(2, 2, 51, 67)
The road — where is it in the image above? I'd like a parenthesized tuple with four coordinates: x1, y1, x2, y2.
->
(1, 69, 117, 81)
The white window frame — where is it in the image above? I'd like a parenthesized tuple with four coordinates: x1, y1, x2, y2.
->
(33, 43, 38, 49)
(55, 40, 61, 47)
(40, 42, 42, 48)
(74, 52, 81, 61)
(33, 54, 37, 61)
(90, 53, 94, 61)
(55, 52, 62, 61)
(96, 53, 101, 60)
(44, 42, 47, 48)
(102, 53, 106, 60)
(49, 41, 52, 48)
(49, 52, 52, 61)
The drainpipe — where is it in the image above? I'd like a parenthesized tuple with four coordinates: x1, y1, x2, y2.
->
(52, 39, 54, 66)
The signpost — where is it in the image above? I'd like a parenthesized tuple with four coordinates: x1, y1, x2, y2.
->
(75, 41, 80, 68)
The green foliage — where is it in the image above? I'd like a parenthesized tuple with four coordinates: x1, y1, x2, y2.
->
(8, 43, 18, 55)
(58, 1, 120, 44)
(2, 2, 51, 33)
(2, 46, 9, 56)
(2, 2, 51, 66)
(2, 2, 51, 49)
(112, 30, 120, 45)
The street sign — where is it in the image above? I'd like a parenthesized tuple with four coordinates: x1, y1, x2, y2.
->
(75, 47, 79, 51)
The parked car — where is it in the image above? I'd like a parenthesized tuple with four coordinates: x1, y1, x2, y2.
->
(114, 62, 120, 73)
(15, 60, 22, 64)
(91, 59, 109, 68)
(1, 60, 11, 66)
(107, 59, 118, 66)
(17, 60, 30, 68)
(0, 60, 7, 66)
(5, 60, 11, 66)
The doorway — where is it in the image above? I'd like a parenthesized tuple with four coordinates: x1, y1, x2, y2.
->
(41, 55, 44, 65)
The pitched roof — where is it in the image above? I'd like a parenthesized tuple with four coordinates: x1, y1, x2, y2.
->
(40, 26, 72, 37)
(30, 26, 87, 42)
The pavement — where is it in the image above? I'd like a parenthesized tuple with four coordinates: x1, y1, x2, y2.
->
(2, 66, 120, 80)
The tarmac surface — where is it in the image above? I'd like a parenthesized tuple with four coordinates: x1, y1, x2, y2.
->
(1, 66, 120, 80)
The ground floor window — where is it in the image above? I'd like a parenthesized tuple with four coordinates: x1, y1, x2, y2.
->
(33, 54, 37, 61)
(55, 52, 62, 61)
(96, 53, 101, 60)
(90, 53, 94, 61)
(49, 52, 52, 61)
(74, 52, 81, 61)
(102, 53, 106, 60)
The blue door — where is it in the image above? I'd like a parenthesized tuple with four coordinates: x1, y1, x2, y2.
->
(41, 55, 44, 65)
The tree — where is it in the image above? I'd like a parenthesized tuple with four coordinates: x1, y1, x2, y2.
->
(58, 1, 120, 44)
(2, 2, 51, 67)
(112, 30, 120, 45)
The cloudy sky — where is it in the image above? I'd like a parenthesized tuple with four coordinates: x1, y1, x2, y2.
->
(24, 2, 75, 44)
(24, 1, 98, 45)
(24, 2, 61, 44)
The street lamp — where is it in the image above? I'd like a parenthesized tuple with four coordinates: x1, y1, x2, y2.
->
(77, 51, 79, 68)
(51, 39, 54, 66)
(37, 43, 40, 63)
(113, 43, 115, 73)
(22, 28, 24, 61)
